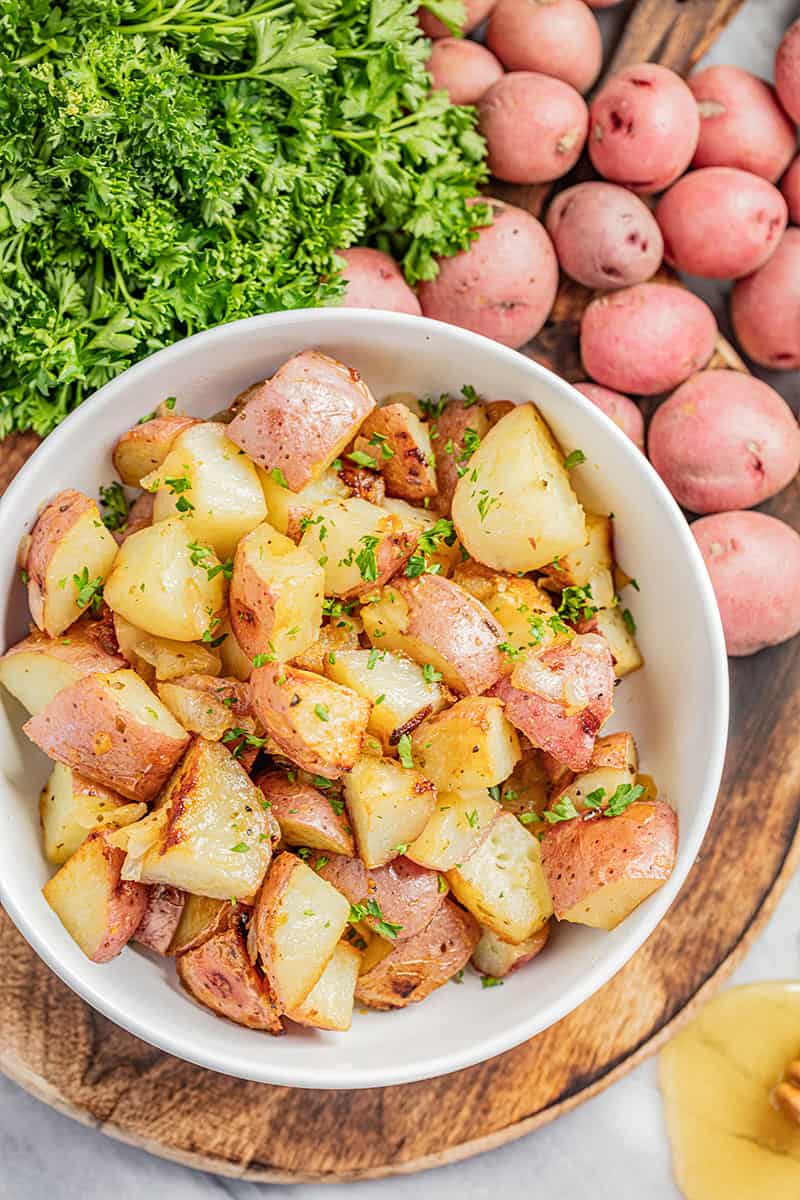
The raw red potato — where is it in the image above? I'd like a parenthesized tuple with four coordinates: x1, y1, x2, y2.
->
(339, 248, 421, 316)
(478, 72, 588, 184)
(545, 182, 663, 290)
(731, 229, 800, 370)
(580, 283, 717, 396)
(419, 0, 497, 37)
(781, 155, 800, 224)
(573, 383, 645, 451)
(490, 634, 615, 771)
(418, 199, 558, 349)
(427, 38, 503, 106)
(486, 0, 602, 94)
(317, 854, 445, 940)
(775, 19, 800, 124)
(655, 168, 787, 279)
(688, 66, 796, 182)
(648, 370, 800, 514)
(692, 511, 800, 657)
(589, 63, 700, 194)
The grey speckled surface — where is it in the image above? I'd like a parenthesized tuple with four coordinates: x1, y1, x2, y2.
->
(2, 2, 799, 1196)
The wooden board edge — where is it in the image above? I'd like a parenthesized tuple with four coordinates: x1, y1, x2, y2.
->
(1, 817, 798, 1184)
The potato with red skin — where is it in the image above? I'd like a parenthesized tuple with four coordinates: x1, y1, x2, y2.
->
(479, 72, 588, 185)
(418, 199, 558, 350)
(487, 0, 602, 93)
(227, 350, 376, 491)
(339, 248, 421, 316)
(573, 383, 644, 451)
(0, 617, 126, 716)
(427, 38, 503, 106)
(134, 885, 185, 955)
(112, 415, 200, 488)
(775, 19, 800, 124)
(489, 634, 615, 771)
(589, 63, 700, 194)
(354, 898, 480, 1010)
(419, 0, 496, 37)
(655, 168, 787, 279)
(688, 66, 796, 182)
(116, 492, 153, 543)
(317, 855, 445, 941)
(431, 395, 491, 514)
(541, 801, 678, 929)
(472, 921, 550, 978)
(359, 403, 438, 503)
(580, 283, 717, 396)
(545, 182, 663, 290)
(781, 155, 800, 224)
(731, 229, 800, 370)
(255, 768, 354, 857)
(692, 511, 800, 657)
(648, 371, 800, 515)
(177, 927, 282, 1033)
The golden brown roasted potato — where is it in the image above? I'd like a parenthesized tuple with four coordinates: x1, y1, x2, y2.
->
(539, 512, 615, 609)
(540, 801, 678, 930)
(325, 647, 446, 753)
(354, 899, 479, 1009)
(286, 941, 361, 1032)
(156, 674, 256, 745)
(177, 926, 282, 1032)
(249, 662, 371, 778)
(583, 605, 643, 678)
(227, 350, 376, 490)
(361, 575, 503, 696)
(318, 854, 445, 940)
(112, 414, 200, 487)
(260, 467, 348, 541)
(359, 402, 438, 502)
(500, 742, 549, 827)
(549, 731, 639, 812)
(452, 404, 586, 572)
(169, 894, 245, 955)
(249, 851, 351, 1010)
(290, 620, 361, 674)
(39, 762, 146, 865)
(0, 618, 125, 716)
(337, 460, 386, 506)
(446, 812, 553, 944)
(228, 522, 323, 661)
(42, 829, 149, 963)
(430, 396, 490, 515)
(471, 921, 550, 978)
(134, 885, 185, 954)
(298, 497, 417, 599)
(379, 498, 462, 576)
(410, 697, 521, 791)
(113, 614, 222, 682)
(343, 755, 436, 868)
(452, 562, 556, 656)
(405, 789, 499, 871)
(24, 668, 189, 802)
(255, 768, 354, 857)
(24, 489, 118, 637)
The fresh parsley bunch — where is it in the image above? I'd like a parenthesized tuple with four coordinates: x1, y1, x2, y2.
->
(0, 0, 487, 436)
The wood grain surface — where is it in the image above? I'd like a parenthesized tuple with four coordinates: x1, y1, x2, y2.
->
(1, 0, 797, 1184)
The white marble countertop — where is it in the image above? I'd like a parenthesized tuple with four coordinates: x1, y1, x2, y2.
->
(2, 2, 799, 1196)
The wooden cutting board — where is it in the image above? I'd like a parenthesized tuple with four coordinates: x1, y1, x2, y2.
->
(2, 0, 798, 1183)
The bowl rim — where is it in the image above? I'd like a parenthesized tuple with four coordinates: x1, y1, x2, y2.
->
(0, 308, 729, 1088)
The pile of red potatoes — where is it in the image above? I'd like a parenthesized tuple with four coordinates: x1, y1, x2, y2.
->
(338, 2, 800, 660)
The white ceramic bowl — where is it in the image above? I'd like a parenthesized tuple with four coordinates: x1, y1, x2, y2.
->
(0, 310, 728, 1089)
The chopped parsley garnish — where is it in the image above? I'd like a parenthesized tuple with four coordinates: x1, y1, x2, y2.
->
(270, 467, 290, 489)
(397, 734, 414, 768)
(422, 663, 443, 684)
(461, 384, 480, 407)
(465, 809, 479, 828)
(252, 652, 274, 668)
(349, 898, 402, 940)
(488, 785, 501, 803)
(98, 482, 129, 532)
(419, 393, 449, 421)
(605, 783, 645, 817)
(564, 449, 586, 470)
(368, 432, 395, 460)
(164, 475, 194, 514)
(221, 728, 268, 758)
(328, 794, 345, 816)
(356, 534, 380, 582)
(476, 489, 499, 522)
(451, 968, 465, 984)
(481, 975, 504, 989)
(314, 703, 330, 722)
(73, 567, 103, 614)
(229, 842, 249, 853)
(622, 608, 637, 635)
(312, 775, 333, 790)
(558, 585, 597, 624)
(348, 449, 379, 469)
(544, 796, 581, 824)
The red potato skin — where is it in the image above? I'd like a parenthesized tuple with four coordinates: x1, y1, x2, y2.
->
(134, 885, 185, 955)
(318, 854, 444, 940)
(427, 38, 503, 106)
(689, 66, 796, 182)
(23, 674, 189, 802)
(775, 19, 800, 124)
(487, 0, 602, 94)
(0, 616, 125, 678)
(545, 182, 663, 291)
(54, 830, 150, 964)
(479, 72, 588, 185)
(589, 63, 700, 194)
(648, 370, 800, 514)
(418, 199, 558, 350)
(116, 492, 154, 544)
(655, 168, 787, 280)
(254, 769, 355, 857)
(339, 248, 421, 316)
(490, 634, 615, 771)
(781, 155, 800, 225)
(580, 283, 717, 396)
(692, 511, 800, 657)
(731, 228, 800, 371)
(540, 801, 678, 920)
(419, 0, 497, 37)
(227, 350, 376, 491)
(111, 416, 200, 487)
(431, 396, 490, 514)
(25, 489, 93, 632)
(573, 383, 644, 451)
(176, 927, 282, 1033)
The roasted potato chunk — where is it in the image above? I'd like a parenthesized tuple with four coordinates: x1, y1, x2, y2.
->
(157, 674, 256, 745)
(113, 614, 221, 681)
(452, 562, 556, 655)
(42, 828, 149, 963)
(134, 885, 185, 954)
(229, 522, 323, 661)
(112, 415, 200, 487)
(584, 605, 643, 678)
(325, 647, 446, 753)
(410, 697, 521, 791)
(549, 731, 639, 811)
(256, 768, 354, 857)
(472, 922, 550, 978)
(360, 402, 438, 502)
(24, 489, 118, 637)
(446, 812, 553, 944)
(298, 497, 417, 599)
(430, 396, 491, 515)
(286, 941, 361, 1032)
(318, 854, 445, 940)
(405, 789, 499, 871)
(169, 893, 244, 955)
(39, 762, 146, 865)
(0, 619, 125, 716)
(260, 467, 348, 541)
(452, 404, 586, 572)
(343, 755, 436, 868)
(177, 926, 282, 1032)
(361, 575, 504, 696)
(539, 512, 615, 609)
(24, 668, 189, 802)
(379, 498, 462, 576)
(291, 619, 361, 674)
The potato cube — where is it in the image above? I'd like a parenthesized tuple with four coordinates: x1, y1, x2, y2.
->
(287, 941, 361, 1032)
(430, 396, 491, 516)
(260, 467, 348, 541)
(550, 731, 639, 812)
(39, 762, 146, 865)
(471, 922, 549, 978)
(291, 620, 361, 674)
(325, 647, 446, 753)
(446, 812, 553, 943)
(591, 606, 644, 678)
(343, 756, 436, 868)
(156, 674, 256, 744)
(113, 614, 221, 681)
(540, 512, 615, 609)
(177, 926, 282, 1032)
(410, 697, 521, 791)
(112, 415, 200, 487)
(318, 854, 444, 941)
(134, 885, 185, 954)
(360, 403, 438, 502)
(229, 522, 323, 661)
(405, 789, 499, 872)
(0, 620, 125, 716)
(452, 562, 556, 655)
(256, 769, 354, 857)
(169, 893, 244, 955)
(298, 497, 417, 599)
